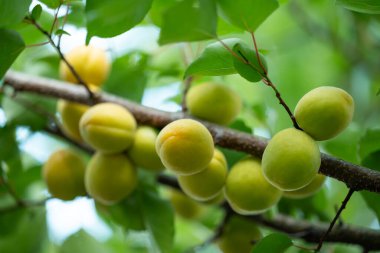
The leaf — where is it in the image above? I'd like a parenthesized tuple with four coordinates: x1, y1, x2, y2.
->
(140, 190, 174, 253)
(217, 0, 279, 31)
(0, 29, 25, 78)
(336, 0, 380, 14)
(85, 0, 153, 40)
(60, 230, 111, 253)
(39, 0, 61, 9)
(31, 4, 43, 20)
(251, 233, 293, 253)
(55, 28, 70, 36)
(185, 39, 241, 77)
(358, 128, 380, 162)
(0, 0, 32, 27)
(158, 0, 217, 45)
(233, 43, 267, 82)
(361, 190, 380, 222)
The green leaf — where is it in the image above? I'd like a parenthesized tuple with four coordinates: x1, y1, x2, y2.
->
(39, 0, 61, 9)
(140, 190, 174, 253)
(31, 4, 43, 21)
(217, 0, 279, 31)
(60, 230, 111, 253)
(55, 28, 70, 36)
(251, 233, 293, 253)
(158, 0, 217, 44)
(86, 0, 153, 40)
(0, 29, 25, 78)
(233, 43, 267, 82)
(336, 0, 380, 14)
(185, 39, 241, 77)
(358, 128, 380, 162)
(0, 0, 32, 27)
(361, 190, 380, 222)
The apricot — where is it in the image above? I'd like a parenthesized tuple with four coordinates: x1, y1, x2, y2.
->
(59, 45, 110, 86)
(262, 128, 321, 191)
(155, 119, 214, 175)
(128, 126, 164, 172)
(224, 157, 282, 215)
(42, 149, 86, 200)
(283, 174, 326, 199)
(169, 189, 203, 219)
(217, 216, 262, 253)
(79, 103, 137, 153)
(186, 82, 242, 125)
(295, 86, 354, 141)
(178, 149, 228, 201)
(85, 152, 137, 205)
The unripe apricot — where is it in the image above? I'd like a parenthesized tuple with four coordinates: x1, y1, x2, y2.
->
(57, 99, 89, 142)
(79, 103, 137, 154)
(59, 45, 110, 86)
(178, 149, 228, 201)
(283, 174, 326, 199)
(186, 82, 242, 125)
(295, 86, 354, 141)
(85, 152, 137, 205)
(217, 216, 262, 253)
(128, 126, 164, 172)
(156, 119, 214, 175)
(225, 158, 282, 215)
(262, 128, 321, 191)
(201, 191, 225, 205)
(42, 149, 86, 200)
(169, 190, 203, 219)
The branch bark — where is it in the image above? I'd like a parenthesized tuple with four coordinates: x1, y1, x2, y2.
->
(3, 71, 380, 194)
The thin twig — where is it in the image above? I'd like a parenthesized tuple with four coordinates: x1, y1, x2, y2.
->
(25, 41, 50, 48)
(0, 198, 50, 214)
(181, 76, 193, 112)
(49, 3, 62, 35)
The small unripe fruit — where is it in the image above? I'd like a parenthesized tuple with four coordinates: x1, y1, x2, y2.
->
(85, 152, 137, 205)
(42, 149, 86, 200)
(262, 128, 321, 191)
(156, 119, 214, 175)
(201, 191, 225, 205)
(178, 149, 228, 201)
(217, 216, 262, 253)
(59, 45, 110, 86)
(169, 190, 203, 219)
(128, 126, 164, 172)
(57, 99, 89, 142)
(80, 103, 137, 154)
(225, 158, 282, 215)
(186, 82, 242, 125)
(283, 174, 326, 199)
(295, 86, 354, 141)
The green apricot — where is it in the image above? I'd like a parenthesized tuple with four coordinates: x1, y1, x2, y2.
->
(169, 189, 203, 219)
(217, 216, 262, 253)
(262, 128, 321, 191)
(42, 149, 86, 200)
(128, 126, 164, 172)
(178, 149, 228, 201)
(283, 174, 326, 199)
(156, 119, 214, 175)
(224, 157, 282, 215)
(186, 82, 242, 125)
(201, 191, 225, 205)
(295, 86, 354, 141)
(80, 103, 137, 154)
(85, 152, 137, 205)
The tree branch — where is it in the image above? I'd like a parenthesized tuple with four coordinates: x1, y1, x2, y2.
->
(3, 71, 380, 194)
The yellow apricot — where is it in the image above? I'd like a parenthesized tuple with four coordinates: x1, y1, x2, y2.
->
(186, 82, 242, 125)
(178, 149, 228, 201)
(217, 216, 262, 253)
(128, 126, 164, 172)
(262, 128, 321, 191)
(156, 119, 214, 175)
(79, 103, 137, 154)
(85, 152, 137, 205)
(283, 174, 326, 199)
(224, 157, 282, 215)
(200, 191, 225, 205)
(295, 86, 354, 141)
(59, 45, 110, 86)
(42, 149, 86, 200)
(169, 189, 203, 219)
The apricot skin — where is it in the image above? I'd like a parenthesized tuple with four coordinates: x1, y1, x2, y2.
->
(169, 190, 203, 219)
(262, 128, 321, 191)
(59, 45, 110, 86)
(85, 152, 137, 205)
(128, 126, 164, 172)
(178, 149, 228, 201)
(156, 119, 214, 175)
(295, 86, 354, 141)
(217, 216, 262, 253)
(42, 149, 86, 200)
(79, 103, 137, 154)
(224, 157, 282, 215)
(186, 82, 242, 125)
(283, 174, 326, 199)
